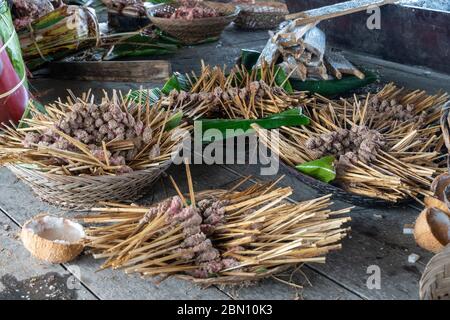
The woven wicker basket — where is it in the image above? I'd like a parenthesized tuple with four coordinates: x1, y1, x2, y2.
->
(234, 1, 288, 30)
(147, 1, 239, 45)
(420, 244, 450, 300)
(8, 160, 171, 209)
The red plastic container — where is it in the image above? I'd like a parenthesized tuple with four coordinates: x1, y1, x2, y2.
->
(0, 39, 28, 124)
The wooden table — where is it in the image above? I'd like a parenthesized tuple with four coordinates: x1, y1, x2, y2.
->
(1, 27, 449, 300)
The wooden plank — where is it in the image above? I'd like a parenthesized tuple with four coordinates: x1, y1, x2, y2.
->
(0, 168, 229, 300)
(218, 267, 361, 300)
(48, 60, 171, 82)
(0, 211, 97, 300)
(286, 0, 396, 23)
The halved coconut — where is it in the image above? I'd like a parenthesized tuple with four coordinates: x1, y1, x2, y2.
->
(431, 173, 450, 202)
(21, 215, 85, 263)
(414, 207, 450, 253)
(424, 196, 450, 216)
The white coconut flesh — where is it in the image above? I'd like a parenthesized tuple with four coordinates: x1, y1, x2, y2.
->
(24, 216, 85, 245)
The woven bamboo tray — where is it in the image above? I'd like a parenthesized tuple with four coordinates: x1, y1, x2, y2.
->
(8, 160, 171, 209)
(420, 244, 450, 300)
(281, 162, 412, 208)
(234, 1, 288, 30)
(147, 1, 239, 45)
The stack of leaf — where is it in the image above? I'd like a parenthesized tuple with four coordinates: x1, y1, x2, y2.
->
(64, 26, 180, 62)
(256, 83, 449, 204)
(78, 166, 351, 285)
(16, 2, 181, 70)
(11, 0, 60, 29)
(16, 5, 100, 70)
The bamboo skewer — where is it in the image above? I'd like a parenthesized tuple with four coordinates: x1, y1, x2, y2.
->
(255, 83, 449, 203)
(80, 167, 351, 286)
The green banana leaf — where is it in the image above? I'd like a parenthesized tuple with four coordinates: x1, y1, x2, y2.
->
(240, 49, 261, 71)
(161, 73, 191, 95)
(128, 87, 163, 104)
(165, 111, 183, 131)
(239, 49, 377, 96)
(290, 71, 377, 96)
(296, 156, 336, 183)
(200, 109, 310, 143)
(127, 72, 189, 104)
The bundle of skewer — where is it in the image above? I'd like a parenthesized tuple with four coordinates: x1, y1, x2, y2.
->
(78, 165, 351, 286)
(0, 90, 188, 208)
(255, 83, 449, 204)
(160, 61, 309, 120)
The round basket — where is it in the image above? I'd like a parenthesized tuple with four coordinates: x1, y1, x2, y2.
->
(147, 1, 239, 45)
(282, 162, 412, 208)
(8, 160, 171, 209)
(234, 1, 288, 30)
(420, 244, 450, 300)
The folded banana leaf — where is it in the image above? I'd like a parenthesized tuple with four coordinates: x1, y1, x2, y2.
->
(17, 5, 99, 70)
(165, 110, 183, 131)
(127, 71, 189, 105)
(240, 49, 377, 97)
(296, 156, 336, 183)
(161, 72, 190, 94)
(200, 109, 310, 143)
(128, 87, 163, 104)
(101, 30, 180, 61)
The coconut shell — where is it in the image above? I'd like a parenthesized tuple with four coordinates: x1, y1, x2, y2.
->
(431, 173, 450, 202)
(424, 196, 450, 216)
(414, 208, 449, 253)
(21, 215, 85, 264)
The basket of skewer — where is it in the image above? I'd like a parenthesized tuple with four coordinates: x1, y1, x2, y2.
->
(255, 83, 449, 206)
(0, 91, 188, 209)
(147, 0, 239, 45)
(233, 1, 288, 30)
(78, 165, 351, 286)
